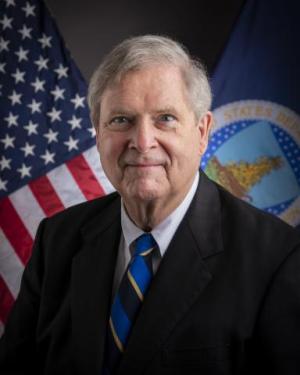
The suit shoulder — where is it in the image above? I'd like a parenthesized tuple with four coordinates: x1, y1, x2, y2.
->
(44, 191, 120, 228)
(32, 191, 121, 264)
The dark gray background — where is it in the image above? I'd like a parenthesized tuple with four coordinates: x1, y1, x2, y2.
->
(45, 0, 245, 81)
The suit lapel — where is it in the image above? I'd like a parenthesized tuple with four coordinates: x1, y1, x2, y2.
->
(71, 197, 121, 374)
(118, 172, 224, 375)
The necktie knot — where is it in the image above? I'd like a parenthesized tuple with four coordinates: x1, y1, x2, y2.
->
(133, 233, 156, 257)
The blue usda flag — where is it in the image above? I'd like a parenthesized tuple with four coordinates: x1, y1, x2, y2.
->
(202, 0, 300, 226)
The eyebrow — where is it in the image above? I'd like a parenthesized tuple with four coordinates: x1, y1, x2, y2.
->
(104, 106, 180, 119)
(105, 108, 136, 117)
(153, 107, 179, 115)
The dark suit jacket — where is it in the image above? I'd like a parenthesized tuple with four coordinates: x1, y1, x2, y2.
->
(1, 172, 300, 374)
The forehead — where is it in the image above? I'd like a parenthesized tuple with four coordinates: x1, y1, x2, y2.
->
(100, 64, 191, 112)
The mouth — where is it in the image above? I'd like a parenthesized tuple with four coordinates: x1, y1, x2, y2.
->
(127, 163, 162, 168)
(125, 164, 164, 174)
(120, 155, 167, 170)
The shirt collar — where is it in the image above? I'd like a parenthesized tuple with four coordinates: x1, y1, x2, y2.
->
(121, 171, 199, 256)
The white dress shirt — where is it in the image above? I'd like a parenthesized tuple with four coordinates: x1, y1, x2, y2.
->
(112, 172, 200, 297)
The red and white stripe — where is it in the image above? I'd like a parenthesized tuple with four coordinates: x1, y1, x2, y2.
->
(0, 145, 114, 334)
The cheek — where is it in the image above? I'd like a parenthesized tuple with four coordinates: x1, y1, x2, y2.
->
(165, 137, 195, 164)
(98, 139, 117, 177)
(99, 134, 122, 162)
(170, 135, 202, 169)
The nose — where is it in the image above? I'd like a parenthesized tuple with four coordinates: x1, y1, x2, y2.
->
(128, 119, 157, 153)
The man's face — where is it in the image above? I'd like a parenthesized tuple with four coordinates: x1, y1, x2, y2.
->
(96, 64, 212, 207)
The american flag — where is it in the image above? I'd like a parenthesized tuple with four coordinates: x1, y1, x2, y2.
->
(0, 0, 114, 336)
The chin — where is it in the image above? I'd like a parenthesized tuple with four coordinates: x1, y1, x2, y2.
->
(125, 180, 165, 202)
(134, 190, 161, 202)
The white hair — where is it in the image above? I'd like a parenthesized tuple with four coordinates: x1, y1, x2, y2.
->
(88, 35, 212, 127)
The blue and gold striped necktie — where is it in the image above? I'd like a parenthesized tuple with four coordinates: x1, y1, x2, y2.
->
(104, 233, 157, 374)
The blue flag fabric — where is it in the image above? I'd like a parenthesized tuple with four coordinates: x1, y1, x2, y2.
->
(202, 0, 300, 226)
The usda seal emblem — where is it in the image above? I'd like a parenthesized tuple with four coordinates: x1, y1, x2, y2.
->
(202, 100, 300, 226)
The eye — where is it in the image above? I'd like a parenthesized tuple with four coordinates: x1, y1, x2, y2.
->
(158, 114, 176, 122)
(110, 116, 130, 125)
(106, 116, 132, 130)
(157, 114, 177, 128)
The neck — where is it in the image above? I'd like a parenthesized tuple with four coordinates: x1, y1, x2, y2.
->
(123, 199, 176, 231)
(123, 179, 197, 231)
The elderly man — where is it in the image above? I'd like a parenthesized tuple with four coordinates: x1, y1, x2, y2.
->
(0, 35, 300, 375)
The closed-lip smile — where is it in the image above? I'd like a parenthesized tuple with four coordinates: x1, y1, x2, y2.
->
(127, 163, 161, 167)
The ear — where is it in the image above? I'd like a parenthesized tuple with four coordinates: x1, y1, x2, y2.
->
(197, 111, 213, 155)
